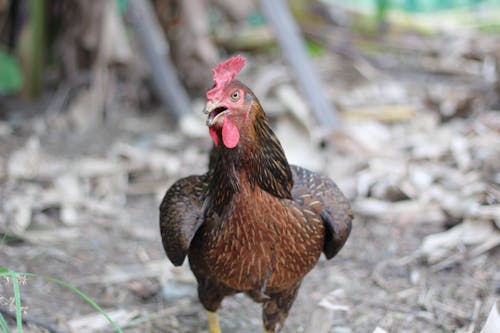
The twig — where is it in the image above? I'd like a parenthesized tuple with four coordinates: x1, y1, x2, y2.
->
(430, 252, 466, 273)
(430, 235, 500, 273)
(122, 303, 187, 329)
(414, 310, 450, 332)
(349, 295, 415, 314)
(432, 300, 470, 320)
(371, 254, 418, 291)
(0, 306, 67, 333)
(466, 299, 482, 333)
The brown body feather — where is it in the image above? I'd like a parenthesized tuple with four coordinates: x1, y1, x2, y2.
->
(160, 90, 352, 332)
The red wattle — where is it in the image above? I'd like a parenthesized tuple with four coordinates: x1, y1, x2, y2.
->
(221, 117, 240, 148)
(209, 127, 219, 146)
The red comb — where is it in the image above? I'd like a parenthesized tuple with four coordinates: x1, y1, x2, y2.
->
(206, 55, 246, 101)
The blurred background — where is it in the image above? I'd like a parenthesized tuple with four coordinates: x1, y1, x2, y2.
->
(0, 0, 499, 332)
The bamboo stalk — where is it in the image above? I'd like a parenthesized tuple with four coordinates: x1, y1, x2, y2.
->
(21, 0, 46, 98)
(260, 0, 340, 132)
(128, 0, 191, 120)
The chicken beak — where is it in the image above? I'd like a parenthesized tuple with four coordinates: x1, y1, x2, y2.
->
(204, 100, 229, 127)
(203, 100, 218, 115)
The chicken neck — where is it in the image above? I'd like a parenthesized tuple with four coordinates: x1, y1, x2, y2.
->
(207, 110, 294, 216)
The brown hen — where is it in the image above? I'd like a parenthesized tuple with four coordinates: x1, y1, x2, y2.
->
(160, 55, 352, 333)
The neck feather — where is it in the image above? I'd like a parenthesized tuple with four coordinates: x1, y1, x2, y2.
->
(207, 107, 293, 216)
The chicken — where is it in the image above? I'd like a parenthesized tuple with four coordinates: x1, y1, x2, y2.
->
(160, 55, 352, 333)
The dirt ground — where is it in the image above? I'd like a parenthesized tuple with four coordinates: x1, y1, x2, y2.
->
(1, 26, 500, 332)
(0, 102, 498, 333)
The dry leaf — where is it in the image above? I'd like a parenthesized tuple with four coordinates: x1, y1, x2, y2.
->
(343, 121, 391, 155)
(372, 327, 389, 333)
(480, 301, 500, 333)
(3, 196, 32, 235)
(7, 136, 41, 179)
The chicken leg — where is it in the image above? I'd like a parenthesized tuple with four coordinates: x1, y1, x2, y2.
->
(262, 283, 301, 332)
(207, 311, 221, 333)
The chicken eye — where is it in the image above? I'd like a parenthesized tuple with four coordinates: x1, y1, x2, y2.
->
(231, 91, 239, 100)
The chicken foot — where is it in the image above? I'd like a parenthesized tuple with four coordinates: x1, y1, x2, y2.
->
(207, 311, 221, 333)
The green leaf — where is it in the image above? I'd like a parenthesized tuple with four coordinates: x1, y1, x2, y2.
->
(0, 267, 9, 274)
(0, 312, 11, 333)
(306, 39, 324, 57)
(0, 50, 22, 94)
(10, 271, 23, 333)
(24, 273, 124, 333)
(116, 0, 128, 14)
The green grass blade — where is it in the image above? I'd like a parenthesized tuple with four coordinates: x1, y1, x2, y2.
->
(9, 272, 22, 333)
(0, 312, 11, 333)
(0, 269, 123, 333)
(24, 273, 124, 333)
